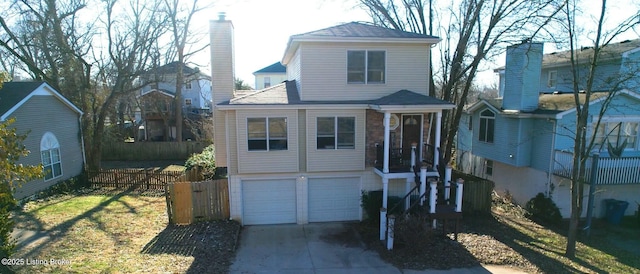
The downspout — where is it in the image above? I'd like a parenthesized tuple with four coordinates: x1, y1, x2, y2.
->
(78, 114, 87, 169)
(547, 118, 557, 197)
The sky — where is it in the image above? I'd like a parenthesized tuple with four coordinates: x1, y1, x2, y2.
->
(190, 0, 639, 89)
(192, 0, 370, 88)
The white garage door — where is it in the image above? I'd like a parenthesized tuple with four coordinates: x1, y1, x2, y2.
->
(308, 177, 361, 222)
(242, 179, 296, 225)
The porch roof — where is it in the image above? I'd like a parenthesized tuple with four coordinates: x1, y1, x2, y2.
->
(218, 80, 454, 112)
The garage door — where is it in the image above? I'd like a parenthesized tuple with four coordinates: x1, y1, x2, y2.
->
(242, 179, 296, 225)
(308, 177, 361, 222)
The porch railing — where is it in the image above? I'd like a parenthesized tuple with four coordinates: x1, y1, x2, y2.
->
(375, 143, 440, 173)
(553, 149, 640, 185)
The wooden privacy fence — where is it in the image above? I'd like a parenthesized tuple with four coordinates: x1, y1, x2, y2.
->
(101, 141, 208, 161)
(166, 179, 230, 225)
(461, 179, 495, 213)
(88, 168, 200, 190)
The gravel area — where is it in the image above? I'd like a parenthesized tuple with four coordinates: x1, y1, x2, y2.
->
(355, 194, 542, 273)
(141, 220, 241, 273)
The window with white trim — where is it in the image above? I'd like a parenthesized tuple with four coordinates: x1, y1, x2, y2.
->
(185, 81, 192, 90)
(593, 118, 640, 150)
(485, 160, 494, 176)
(247, 117, 288, 151)
(41, 132, 62, 181)
(317, 117, 355, 149)
(264, 77, 271, 88)
(479, 109, 495, 143)
(548, 70, 557, 88)
(347, 50, 385, 84)
(185, 98, 192, 106)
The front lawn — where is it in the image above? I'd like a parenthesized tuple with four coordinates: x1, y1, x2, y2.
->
(11, 190, 240, 273)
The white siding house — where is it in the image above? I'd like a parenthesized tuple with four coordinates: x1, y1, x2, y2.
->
(211, 17, 454, 226)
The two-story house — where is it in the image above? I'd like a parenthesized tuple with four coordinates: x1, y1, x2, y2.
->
(210, 15, 453, 226)
(458, 40, 640, 218)
(137, 62, 212, 141)
(253, 62, 287, 89)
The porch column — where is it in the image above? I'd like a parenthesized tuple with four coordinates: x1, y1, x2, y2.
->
(380, 177, 389, 240)
(434, 111, 442, 169)
(383, 112, 391, 173)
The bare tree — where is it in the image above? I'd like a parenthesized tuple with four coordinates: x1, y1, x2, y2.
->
(0, 0, 169, 169)
(357, 0, 564, 170)
(551, 0, 640, 258)
(163, 0, 209, 142)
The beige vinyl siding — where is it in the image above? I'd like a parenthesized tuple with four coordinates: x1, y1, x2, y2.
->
(213, 109, 227, 167)
(298, 110, 307, 172)
(255, 73, 287, 89)
(306, 109, 366, 172)
(9, 96, 84, 199)
(298, 42, 430, 101)
(286, 49, 302, 89)
(227, 110, 238, 175)
(236, 109, 299, 174)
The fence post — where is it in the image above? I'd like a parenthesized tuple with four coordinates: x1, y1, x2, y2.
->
(455, 178, 464, 212)
(386, 215, 395, 250)
(430, 179, 437, 228)
(165, 182, 173, 224)
(146, 168, 151, 190)
(380, 208, 387, 241)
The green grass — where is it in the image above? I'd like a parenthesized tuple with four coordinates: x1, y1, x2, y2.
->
(12, 191, 195, 273)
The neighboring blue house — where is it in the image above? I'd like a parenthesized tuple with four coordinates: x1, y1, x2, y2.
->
(136, 62, 212, 141)
(458, 40, 640, 218)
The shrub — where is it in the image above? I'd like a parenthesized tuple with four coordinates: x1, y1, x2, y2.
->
(525, 193, 562, 225)
(185, 145, 216, 179)
(360, 190, 403, 223)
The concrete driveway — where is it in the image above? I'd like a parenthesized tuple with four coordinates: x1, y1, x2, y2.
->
(230, 223, 525, 274)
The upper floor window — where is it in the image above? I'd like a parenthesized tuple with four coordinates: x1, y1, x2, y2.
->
(264, 77, 271, 88)
(317, 117, 355, 149)
(247, 117, 288, 151)
(547, 70, 557, 88)
(347, 50, 385, 84)
(185, 81, 192, 90)
(479, 109, 495, 143)
(41, 132, 62, 181)
(593, 119, 639, 151)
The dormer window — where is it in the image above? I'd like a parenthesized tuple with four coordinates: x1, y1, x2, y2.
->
(547, 70, 557, 88)
(347, 50, 385, 84)
(479, 109, 495, 143)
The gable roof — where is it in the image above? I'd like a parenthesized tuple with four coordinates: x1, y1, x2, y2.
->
(143, 61, 210, 79)
(543, 39, 640, 68)
(253, 62, 286, 74)
(220, 80, 454, 111)
(466, 90, 638, 118)
(291, 22, 438, 40)
(0, 81, 83, 121)
(283, 22, 441, 65)
(494, 39, 640, 71)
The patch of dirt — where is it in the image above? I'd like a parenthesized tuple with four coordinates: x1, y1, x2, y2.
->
(141, 220, 241, 273)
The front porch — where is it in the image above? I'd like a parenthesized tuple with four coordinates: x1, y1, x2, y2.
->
(552, 149, 640, 185)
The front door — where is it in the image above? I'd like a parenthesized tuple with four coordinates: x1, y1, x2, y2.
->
(401, 114, 422, 162)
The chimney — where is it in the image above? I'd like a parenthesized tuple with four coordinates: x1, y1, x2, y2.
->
(210, 12, 234, 104)
(501, 41, 543, 112)
(210, 12, 234, 170)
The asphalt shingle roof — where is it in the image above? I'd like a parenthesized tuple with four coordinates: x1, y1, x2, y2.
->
(0, 81, 45, 116)
(291, 22, 438, 40)
(223, 80, 452, 108)
(253, 62, 286, 74)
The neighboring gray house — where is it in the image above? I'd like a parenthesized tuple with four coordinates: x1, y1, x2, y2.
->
(0, 81, 85, 199)
(458, 40, 640, 218)
(253, 62, 286, 89)
(137, 62, 212, 141)
(210, 15, 453, 226)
